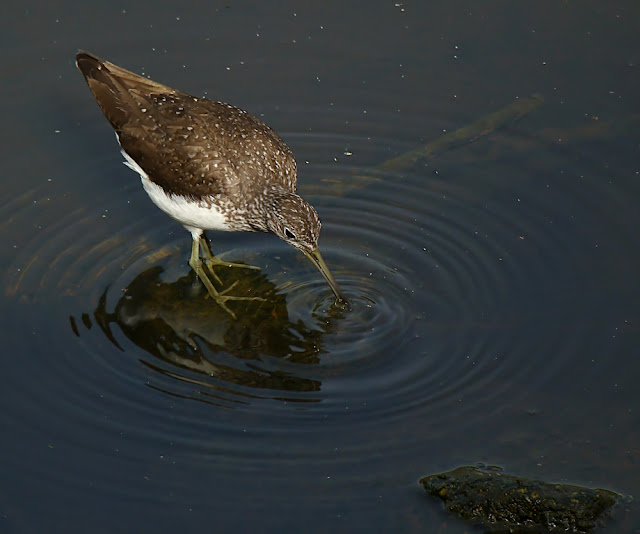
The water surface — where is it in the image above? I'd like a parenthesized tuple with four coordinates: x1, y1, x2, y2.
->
(2, 2, 639, 532)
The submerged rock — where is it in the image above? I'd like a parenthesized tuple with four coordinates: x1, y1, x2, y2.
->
(420, 466, 621, 533)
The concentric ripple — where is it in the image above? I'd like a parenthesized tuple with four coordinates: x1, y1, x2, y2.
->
(2, 105, 637, 506)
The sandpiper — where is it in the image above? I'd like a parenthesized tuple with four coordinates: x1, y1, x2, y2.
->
(76, 51, 344, 317)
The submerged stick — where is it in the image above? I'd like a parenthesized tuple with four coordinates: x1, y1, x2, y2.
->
(378, 94, 544, 171)
(307, 94, 545, 197)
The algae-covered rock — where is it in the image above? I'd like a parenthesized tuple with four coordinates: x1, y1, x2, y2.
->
(420, 466, 621, 532)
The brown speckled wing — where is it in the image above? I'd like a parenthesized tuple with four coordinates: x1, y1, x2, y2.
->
(77, 51, 297, 202)
(115, 92, 233, 200)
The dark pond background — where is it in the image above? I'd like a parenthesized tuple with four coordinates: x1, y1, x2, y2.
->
(2, 1, 639, 532)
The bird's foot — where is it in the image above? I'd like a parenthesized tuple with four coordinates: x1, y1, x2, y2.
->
(191, 261, 265, 319)
(199, 236, 259, 285)
(205, 282, 266, 319)
(190, 237, 264, 318)
(202, 256, 260, 285)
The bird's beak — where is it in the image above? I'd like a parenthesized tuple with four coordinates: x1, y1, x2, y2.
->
(302, 248, 345, 302)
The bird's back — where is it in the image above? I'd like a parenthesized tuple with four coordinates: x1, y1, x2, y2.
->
(76, 51, 298, 201)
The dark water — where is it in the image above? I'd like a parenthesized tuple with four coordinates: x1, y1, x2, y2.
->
(2, 2, 639, 532)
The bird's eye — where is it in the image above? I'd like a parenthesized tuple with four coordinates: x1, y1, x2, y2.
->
(284, 228, 296, 240)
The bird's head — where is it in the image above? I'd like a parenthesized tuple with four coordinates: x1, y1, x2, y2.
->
(266, 191, 345, 302)
(266, 192, 321, 253)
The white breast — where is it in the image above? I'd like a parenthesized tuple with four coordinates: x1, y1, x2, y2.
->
(120, 149, 232, 238)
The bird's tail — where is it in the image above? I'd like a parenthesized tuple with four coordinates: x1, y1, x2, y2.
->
(76, 51, 174, 131)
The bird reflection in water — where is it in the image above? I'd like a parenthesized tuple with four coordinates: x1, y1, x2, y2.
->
(71, 260, 346, 405)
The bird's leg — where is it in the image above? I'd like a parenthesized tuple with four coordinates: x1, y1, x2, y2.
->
(199, 236, 260, 280)
(198, 236, 223, 285)
(189, 239, 265, 319)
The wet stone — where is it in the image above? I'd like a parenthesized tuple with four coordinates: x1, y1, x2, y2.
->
(420, 466, 621, 533)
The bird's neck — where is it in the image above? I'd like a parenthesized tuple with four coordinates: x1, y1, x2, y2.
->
(224, 186, 299, 234)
